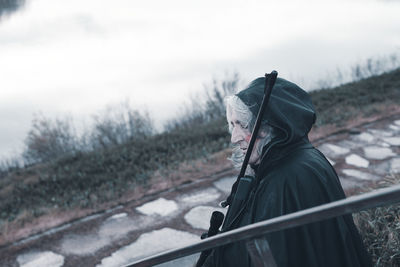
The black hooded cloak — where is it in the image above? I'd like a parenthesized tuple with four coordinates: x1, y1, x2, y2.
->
(202, 77, 372, 267)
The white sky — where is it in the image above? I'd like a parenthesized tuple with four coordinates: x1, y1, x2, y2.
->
(0, 0, 400, 159)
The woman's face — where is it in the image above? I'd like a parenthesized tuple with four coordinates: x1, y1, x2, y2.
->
(227, 108, 264, 165)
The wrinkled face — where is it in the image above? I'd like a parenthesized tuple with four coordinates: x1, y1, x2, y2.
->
(227, 107, 265, 165)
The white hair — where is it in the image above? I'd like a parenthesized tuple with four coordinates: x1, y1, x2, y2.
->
(225, 95, 273, 169)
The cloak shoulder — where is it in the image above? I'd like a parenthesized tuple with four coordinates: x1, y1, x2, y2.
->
(254, 148, 344, 217)
(250, 147, 371, 267)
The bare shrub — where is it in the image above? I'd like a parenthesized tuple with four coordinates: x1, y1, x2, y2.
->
(0, 155, 22, 179)
(313, 52, 400, 90)
(165, 72, 240, 131)
(88, 101, 155, 149)
(350, 54, 400, 81)
(317, 68, 345, 89)
(22, 114, 79, 164)
(19, 102, 155, 165)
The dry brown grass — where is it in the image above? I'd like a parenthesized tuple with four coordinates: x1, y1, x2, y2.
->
(353, 173, 400, 267)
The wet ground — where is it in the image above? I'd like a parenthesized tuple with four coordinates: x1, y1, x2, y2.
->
(1, 116, 399, 267)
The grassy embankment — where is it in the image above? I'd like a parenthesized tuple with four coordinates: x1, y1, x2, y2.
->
(0, 68, 399, 246)
(353, 173, 400, 266)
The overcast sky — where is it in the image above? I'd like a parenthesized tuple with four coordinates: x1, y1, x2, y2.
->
(1, 0, 399, 159)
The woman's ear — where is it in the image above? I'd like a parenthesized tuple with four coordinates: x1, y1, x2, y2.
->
(258, 125, 273, 139)
(258, 129, 268, 138)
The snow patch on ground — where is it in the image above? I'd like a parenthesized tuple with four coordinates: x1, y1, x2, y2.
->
(345, 154, 369, 168)
(354, 132, 374, 143)
(108, 213, 128, 220)
(17, 251, 64, 267)
(382, 137, 400, 146)
(389, 124, 400, 131)
(184, 206, 227, 230)
(318, 144, 350, 158)
(179, 188, 220, 205)
(363, 146, 395, 160)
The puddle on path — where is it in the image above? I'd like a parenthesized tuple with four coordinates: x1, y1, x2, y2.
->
(61, 233, 110, 255)
(99, 214, 145, 240)
(213, 176, 236, 193)
(184, 206, 227, 230)
(96, 228, 199, 267)
(60, 214, 154, 255)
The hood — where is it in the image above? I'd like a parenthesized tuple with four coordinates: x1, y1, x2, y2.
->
(236, 77, 316, 150)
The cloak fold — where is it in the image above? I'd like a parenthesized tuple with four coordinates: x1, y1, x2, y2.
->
(203, 77, 372, 267)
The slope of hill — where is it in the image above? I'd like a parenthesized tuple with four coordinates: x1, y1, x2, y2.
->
(0, 68, 399, 246)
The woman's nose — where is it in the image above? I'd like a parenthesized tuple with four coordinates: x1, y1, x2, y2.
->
(231, 127, 243, 144)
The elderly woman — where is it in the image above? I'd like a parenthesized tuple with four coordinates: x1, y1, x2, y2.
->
(200, 77, 371, 267)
